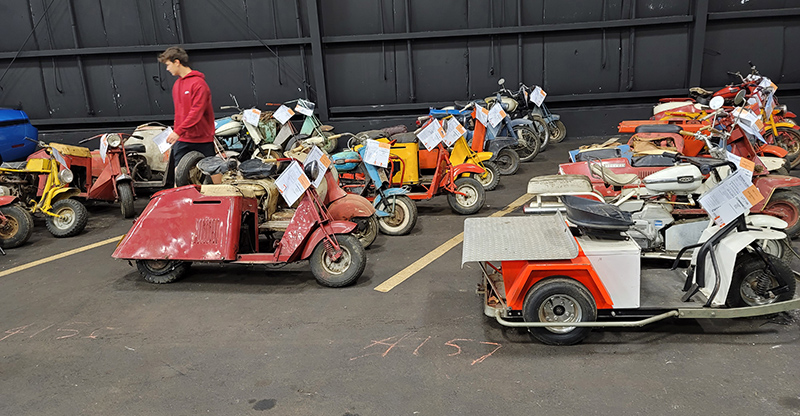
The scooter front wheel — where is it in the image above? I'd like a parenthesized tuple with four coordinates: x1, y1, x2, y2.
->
(727, 253, 796, 307)
(45, 199, 89, 238)
(117, 182, 135, 219)
(447, 177, 485, 215)
(475, 161, 500, 191)
(136, 260, 190, 284)
(310, 234, 366, 288)
(376, 195, 417, 236)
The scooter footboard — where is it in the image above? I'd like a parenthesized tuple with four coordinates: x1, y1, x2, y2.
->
(113, 186, 246, 261)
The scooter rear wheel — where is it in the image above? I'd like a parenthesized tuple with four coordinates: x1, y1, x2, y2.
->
(494, 148, 520, 175)
(522, 277, 597, 346)
(310, 234, 365, 288)
(0, 204, 33, 249)
(352, 215, 379, 248)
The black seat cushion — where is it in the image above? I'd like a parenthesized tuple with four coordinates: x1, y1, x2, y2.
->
(634, 124, 683, 134)
(391, 132, 417, 143)
(125, 143, 147, 153)
(561, 195, 633, 231)
(631, 154, 677, 167)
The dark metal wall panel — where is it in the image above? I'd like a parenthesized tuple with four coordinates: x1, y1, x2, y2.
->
(630, 26, 690, 91)
(0, 0, 798, 135)
(702, 21, 787, 87)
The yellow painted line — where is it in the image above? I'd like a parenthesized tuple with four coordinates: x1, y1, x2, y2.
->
(374, 193, 534, 292)
(0, 235, 124, 278)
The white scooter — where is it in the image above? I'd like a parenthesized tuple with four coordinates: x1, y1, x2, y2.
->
(462, 157, 798, 346)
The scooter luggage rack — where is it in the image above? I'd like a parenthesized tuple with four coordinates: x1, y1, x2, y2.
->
(461, 213, 579, 266)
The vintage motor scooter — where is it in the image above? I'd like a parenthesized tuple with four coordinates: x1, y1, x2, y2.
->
(462, 159, 798, 345)
(0, 140, 88, 238)
(332, 135, 419, 236)
(382, 117, 486, 215)
(113, 160, 367, 287)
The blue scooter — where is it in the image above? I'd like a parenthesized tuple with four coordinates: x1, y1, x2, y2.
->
(332, 135, 418, 236)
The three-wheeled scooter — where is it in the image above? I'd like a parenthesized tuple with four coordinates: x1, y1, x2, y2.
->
(113, 160, 367, 287)
(463, 158, 798, 345)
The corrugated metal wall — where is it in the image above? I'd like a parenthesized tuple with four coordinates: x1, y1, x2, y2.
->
(0, 0, 798, 136)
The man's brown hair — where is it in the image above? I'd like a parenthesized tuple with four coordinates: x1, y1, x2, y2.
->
(158, 46, 190, 66)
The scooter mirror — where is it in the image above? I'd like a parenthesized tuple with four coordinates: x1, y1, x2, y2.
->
(304, 161, 320, 183)
(498, 78, 505, 86)
(709, 96, 724, 111)
(734, 90, 746, 106)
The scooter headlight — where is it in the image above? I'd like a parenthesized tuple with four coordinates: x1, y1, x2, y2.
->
(777, 105, 788, 116)
(107, 133, 122, 148)
(58, 168, 74, 184)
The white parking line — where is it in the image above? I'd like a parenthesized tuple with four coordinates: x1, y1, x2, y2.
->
(0, 235, 124, 278)
(374, 194, 534, 292)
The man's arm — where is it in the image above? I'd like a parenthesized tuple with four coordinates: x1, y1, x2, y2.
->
(173, 82, 211, 138)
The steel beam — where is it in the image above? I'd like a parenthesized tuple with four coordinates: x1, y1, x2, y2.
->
(321, 16, 693, 44)
(305, 0, 329, 120)
(689, 0, 709, 88)
(708, 8, 800, 21)
(0, 39, 311, 60)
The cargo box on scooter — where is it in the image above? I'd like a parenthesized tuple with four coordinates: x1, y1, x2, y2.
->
(388, 142, 420, 185)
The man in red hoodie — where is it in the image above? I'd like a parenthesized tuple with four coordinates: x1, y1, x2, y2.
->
(158, 46, 216, 175)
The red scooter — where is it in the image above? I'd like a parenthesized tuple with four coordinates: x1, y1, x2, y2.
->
(28, 135, 136, 218)
(113, 162, 367, 287)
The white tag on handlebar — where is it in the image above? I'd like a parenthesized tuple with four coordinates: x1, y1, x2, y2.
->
(99, 133, 109, 163)
(273, 105, 295, 124)
(243, 108, 261, 126)
(531, 86, 547, 106)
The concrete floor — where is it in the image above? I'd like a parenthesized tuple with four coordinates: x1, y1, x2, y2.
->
(1, 137, 799, 416)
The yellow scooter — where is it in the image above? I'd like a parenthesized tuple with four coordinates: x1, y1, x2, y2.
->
(0, 141, 89, 238)
(381, 115, 500, 191)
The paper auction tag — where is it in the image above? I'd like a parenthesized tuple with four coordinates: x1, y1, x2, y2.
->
(475, 104, 489, 126)
(531, 86, 547, 106)
(273, 105, 295, 124)
(152, 127, 174, 154)
(443, 117, 467, 146)
(304, 145, 332, 188)
(699, 168, 763, 226)
(488, 103, 507, 128)
(243, 108, 261, 126)
(275, 160, 311, 205)
(295, 99, 315, 117)
(416, 120, 445, 151)
(363, 139, 391, 168)
(99, 134, 109, 162)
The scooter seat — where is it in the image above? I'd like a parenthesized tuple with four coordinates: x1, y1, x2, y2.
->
(634, 124, 683, 134)
(631, 154, 677, 167)
(392, 132, 417, 143)
(527, 174, 594, 195)
(125, 143, 147, 153)
(590, 163, 640, 187)
(561, 195, 633, 231)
